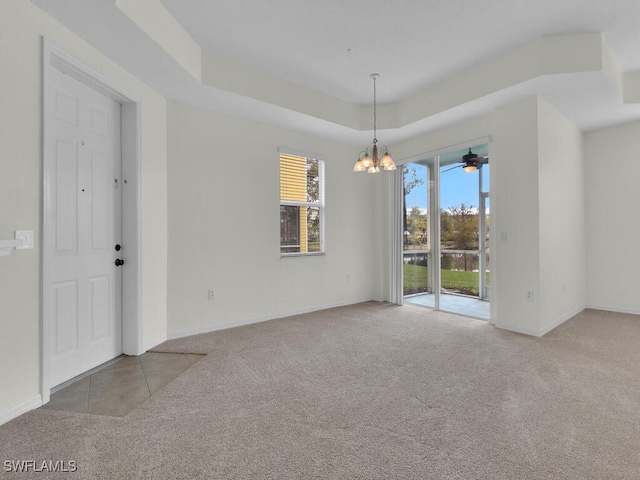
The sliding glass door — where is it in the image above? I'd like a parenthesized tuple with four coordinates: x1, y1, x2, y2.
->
(402, 159, 434, 299)
(402, 144, 490, 319)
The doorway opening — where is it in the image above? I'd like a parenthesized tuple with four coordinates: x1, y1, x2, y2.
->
(401, 143, 490, 319)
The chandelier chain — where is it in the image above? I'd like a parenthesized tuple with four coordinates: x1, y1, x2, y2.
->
(373, 75, 377, 144)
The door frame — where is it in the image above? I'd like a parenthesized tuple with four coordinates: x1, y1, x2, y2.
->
(42, 39, 143, 403)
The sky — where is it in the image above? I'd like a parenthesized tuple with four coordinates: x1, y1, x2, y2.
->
(404, 162, 489, 212)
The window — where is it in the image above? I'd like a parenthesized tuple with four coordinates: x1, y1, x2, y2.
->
(279, 151, 324, 255)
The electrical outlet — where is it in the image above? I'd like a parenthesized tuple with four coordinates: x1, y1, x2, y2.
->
(208, 289, 216, 300)
(345, 273, 351, 283)
(526, 290, 534, 301)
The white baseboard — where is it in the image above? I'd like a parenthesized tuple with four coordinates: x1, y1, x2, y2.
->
(0, 395, 42, 426)
(494, 323, 542, 337)
(167, 298, 372, 341)
(495, 305, 585, 337)
(538, 306, 585, 337)
(586, 304, 640, 316)
(166, 301, 638, 343)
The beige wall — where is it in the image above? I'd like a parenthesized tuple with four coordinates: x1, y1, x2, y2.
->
(537, 97, 586, 331)
(585, 121, 640, 313)
(0, 0, 167, 418)
(166, 100, 374, 337)
(491, 97, 542, 333)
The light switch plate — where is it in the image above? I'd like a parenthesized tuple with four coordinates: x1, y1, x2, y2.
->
(15, 231, 34, 249)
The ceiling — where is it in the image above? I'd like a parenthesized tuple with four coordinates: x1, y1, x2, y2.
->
(31, 0, 640, 145)
(159, 0, 640, 103)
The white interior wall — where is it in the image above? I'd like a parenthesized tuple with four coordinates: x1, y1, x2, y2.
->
(0, 0, 168, 419)
(391, 116, 494, 162)
(166, 100, 374, 337)
(537, 97, 586, 331)
(585, 121, 640, 314)
(140, 99, 169, 350)
(488, 97, 542, 334)
(371, 173, 390, 302)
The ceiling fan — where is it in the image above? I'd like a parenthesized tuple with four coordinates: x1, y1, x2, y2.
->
(441, 148, 489, 173)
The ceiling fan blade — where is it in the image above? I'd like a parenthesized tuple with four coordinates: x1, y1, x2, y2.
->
(441, 164, 461, 173)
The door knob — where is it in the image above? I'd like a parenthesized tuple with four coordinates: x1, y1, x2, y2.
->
(115, 259, 125, 266)
(115, 244, 121, 251)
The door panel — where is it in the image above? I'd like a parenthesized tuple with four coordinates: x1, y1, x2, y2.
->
(54, 140, 78, 254)
(52, 87, 78, 125)
(402, 161, 433, 298)
(53, 281, 79, 356)
(89, 275, 110, 341)
(48, 66, 122, 387)
(90, 151, 109, 250)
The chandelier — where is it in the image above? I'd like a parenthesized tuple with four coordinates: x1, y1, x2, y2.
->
(353, 73, 396, 173)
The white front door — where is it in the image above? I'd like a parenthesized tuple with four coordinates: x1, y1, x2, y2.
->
(47, 66, 123, 387)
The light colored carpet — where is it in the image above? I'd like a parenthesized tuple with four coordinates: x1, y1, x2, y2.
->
(2, 302, 640, 479)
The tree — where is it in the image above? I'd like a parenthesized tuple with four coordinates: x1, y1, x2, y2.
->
(447, 203, 478, 250)
(403, 165, 424, 247)
(407, 206, 428, 245)
(306, 160, 321, 248)
(440, 209, 452, 246)
(442, 203, 479, 271)
(306, 159, 319, 202)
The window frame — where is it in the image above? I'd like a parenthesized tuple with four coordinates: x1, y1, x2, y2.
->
(279, 148, 326, 257)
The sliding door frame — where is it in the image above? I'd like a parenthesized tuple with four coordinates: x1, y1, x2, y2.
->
(391, 137, 491, 310)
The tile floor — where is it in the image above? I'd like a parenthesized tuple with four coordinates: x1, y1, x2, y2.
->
(405, 292, 490, 319)
(40, 352, 204, 417)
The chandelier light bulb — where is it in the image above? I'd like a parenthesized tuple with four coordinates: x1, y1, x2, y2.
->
(380, 152, 396, 170)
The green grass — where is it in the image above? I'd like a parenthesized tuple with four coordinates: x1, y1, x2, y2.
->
(404, 263, 430, 293)
(442, 269, 480, 295)
(403, 264, 490, 296)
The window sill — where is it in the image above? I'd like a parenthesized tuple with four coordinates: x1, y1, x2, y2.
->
(280, 252, 325, 258)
